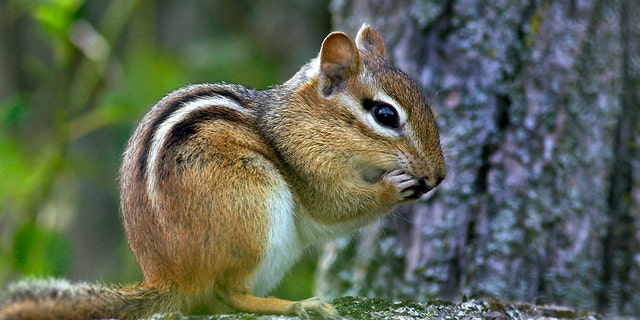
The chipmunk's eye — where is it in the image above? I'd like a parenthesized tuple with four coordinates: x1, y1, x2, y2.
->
(372, 103, 399, 129)
(363, 99, 401, 129)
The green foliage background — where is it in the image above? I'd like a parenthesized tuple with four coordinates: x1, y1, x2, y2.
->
(0, 0, 330, 301)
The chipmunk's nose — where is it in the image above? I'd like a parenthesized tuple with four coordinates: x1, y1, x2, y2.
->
(424, 175, 444, 190)
(410, 175, 445, 199)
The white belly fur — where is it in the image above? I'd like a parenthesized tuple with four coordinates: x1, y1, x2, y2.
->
(250, 183, 377, 296)
(250, 185, 301, 296)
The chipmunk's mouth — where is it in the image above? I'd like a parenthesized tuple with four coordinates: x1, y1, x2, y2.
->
(406, 179, 430, 199)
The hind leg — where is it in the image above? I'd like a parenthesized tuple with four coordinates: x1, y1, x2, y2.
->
(221, 290, 339, 319)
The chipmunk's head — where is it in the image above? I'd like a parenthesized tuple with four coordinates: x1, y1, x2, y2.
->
(282, 24, 445, 200)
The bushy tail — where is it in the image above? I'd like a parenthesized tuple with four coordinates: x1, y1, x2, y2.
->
(0, 278, 179, 320)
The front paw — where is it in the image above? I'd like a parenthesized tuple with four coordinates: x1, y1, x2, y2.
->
(380, 169, 421, 202)
(285, 297, 340, 320)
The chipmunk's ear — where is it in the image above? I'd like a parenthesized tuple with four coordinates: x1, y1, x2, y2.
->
(355, 23, 386, 58)
(319, 31, 359, 96)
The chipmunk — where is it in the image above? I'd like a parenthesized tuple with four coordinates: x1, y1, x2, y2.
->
(0, 24, 445, 320)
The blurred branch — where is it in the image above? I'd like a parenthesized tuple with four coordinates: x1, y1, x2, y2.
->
(69, 0, 140, 115)
(19, 0, 140, 226)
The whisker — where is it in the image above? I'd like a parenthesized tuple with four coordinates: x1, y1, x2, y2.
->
(441, 134, 462, 149)
(393, 210, 413, 225)
(441, 178, 455, 189)
(444, 161, 458, 175)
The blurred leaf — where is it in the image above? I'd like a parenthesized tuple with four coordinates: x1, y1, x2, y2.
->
(28, 0, 84, 38)
(0, 95, 27, 128)
(16, 0, 85, 66)
(12, 222, 72, 277)
(0, 137, 35, 203)
(0, 134, 67, 222)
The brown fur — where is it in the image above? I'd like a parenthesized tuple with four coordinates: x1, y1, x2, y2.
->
(1, 24, 445, 320)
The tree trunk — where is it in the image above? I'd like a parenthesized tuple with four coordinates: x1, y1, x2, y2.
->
(317, 0, 640, 317)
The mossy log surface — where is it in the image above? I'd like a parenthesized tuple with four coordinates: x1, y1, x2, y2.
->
(146, 296, 605, 320)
